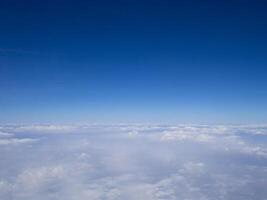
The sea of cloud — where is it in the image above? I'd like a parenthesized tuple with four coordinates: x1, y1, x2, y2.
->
(0, 124, 267, 200)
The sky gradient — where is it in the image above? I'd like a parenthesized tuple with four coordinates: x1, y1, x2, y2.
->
(0, 0, 267, 123)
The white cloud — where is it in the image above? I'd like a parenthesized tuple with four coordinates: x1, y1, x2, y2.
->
(0, 132, 13, 138)
(0, 138, 38, 145)
(0, 131, 38, 146)
(12, 125, 78, 134)
(0, 124, 267, 199)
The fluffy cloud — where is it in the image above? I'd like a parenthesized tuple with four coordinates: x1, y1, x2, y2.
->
(0, 124, 267, 199)
(0, 131, 38, 146)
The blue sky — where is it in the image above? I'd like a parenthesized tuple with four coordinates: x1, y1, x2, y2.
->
(0, 0, 267, 123)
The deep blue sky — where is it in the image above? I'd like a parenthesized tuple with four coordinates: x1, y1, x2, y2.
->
(0, 0, 267, 123)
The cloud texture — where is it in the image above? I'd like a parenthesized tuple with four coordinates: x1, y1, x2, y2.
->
(0, 124, 267, 199)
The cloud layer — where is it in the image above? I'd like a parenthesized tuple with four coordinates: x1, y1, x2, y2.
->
(0, 124, 267, 199)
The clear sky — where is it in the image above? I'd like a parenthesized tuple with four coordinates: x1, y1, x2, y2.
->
(0, 0, 267, 124)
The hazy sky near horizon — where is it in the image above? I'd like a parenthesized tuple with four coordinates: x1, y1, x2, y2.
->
(0, 0, 267, 123)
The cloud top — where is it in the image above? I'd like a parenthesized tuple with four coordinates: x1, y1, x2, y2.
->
(0, 124, 267, 199)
